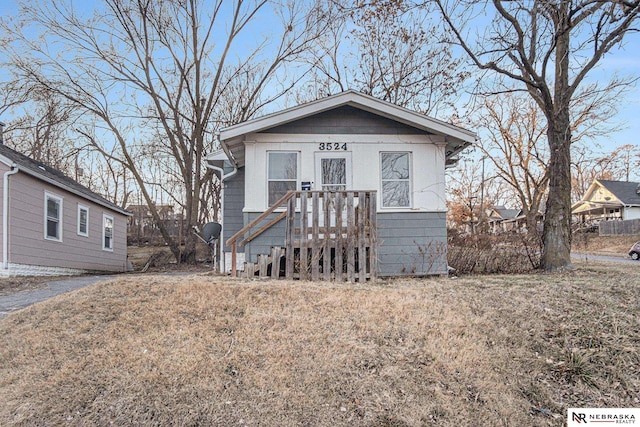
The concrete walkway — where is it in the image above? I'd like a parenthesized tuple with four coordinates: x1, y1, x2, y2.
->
(0, 275, 114, 319)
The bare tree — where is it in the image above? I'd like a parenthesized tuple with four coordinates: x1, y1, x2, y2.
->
(446, 156, 507, 233)
(572, 143, 640, 201)
(475, 93, 549, 231)
(0, 78, 31, 119)
(304, 0, 468, 115)
(3, 92, 78, 172)
(2, 0, 332, 263)
(434, 0, 640, 270)
(610, 144, 640, 182)
(474, 80, 623, 231)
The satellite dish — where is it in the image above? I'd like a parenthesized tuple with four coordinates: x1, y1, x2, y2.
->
(201, 222, 222, 244)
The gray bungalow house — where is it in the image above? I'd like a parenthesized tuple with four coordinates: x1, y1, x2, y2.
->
(207, 90, 476, 280)
(0, 143, 131, 276)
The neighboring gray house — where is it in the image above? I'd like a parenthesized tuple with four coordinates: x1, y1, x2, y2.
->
(207, 91, 475, 280)
(487, 206, 521, 233)
(0, 143, 131, 276)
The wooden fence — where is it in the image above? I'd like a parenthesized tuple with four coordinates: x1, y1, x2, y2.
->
(226, 190, 377, 282)
(599, 218, 640, 236)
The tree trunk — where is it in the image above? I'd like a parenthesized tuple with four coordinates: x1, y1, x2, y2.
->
(541, 1, 573, 271)
(541, 122, 573, 270)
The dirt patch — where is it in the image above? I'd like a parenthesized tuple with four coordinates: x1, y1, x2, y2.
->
(0, 262, 638, 426)
(127, 242, 216, 273)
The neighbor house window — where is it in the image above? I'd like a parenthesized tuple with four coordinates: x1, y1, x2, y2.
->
(77, 204, 89, 237)
(103, 214, 114, 251)
(267, 152, 298, 206)
(44, 192, 63, 241)
(381, 152, 411, 208)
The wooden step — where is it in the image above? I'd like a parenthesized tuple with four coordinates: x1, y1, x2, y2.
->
(243, 247, 285, 279)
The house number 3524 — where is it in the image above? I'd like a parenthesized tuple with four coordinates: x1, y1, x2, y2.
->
(319, 143, 347, 151)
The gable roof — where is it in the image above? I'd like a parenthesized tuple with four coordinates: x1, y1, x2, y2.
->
(0, 144, 130, 216)
(218, 90, 476, 167)
(572, 179, 640, 214)
(596, 179, 640, 206)
(491, 207, 521, 221)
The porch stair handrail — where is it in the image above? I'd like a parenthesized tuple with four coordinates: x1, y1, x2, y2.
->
(226, 190, 296, 277)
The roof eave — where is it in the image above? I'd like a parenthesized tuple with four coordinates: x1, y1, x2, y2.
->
(219, 91, 476, 169)
(15, 165, 131, 216)
(219, 90, 477, 145)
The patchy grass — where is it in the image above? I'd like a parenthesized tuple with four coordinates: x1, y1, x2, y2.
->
(0, 262, 639, 426)
(572, 234, 639, 256)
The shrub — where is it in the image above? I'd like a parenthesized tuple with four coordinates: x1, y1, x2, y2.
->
(448, 232, 541, 274)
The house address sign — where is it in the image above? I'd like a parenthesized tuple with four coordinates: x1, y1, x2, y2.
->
(318, 143, 348, 151)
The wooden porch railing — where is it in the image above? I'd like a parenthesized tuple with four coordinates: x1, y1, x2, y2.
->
(225, 191, 296, 277)
(226, 190, 377, 282)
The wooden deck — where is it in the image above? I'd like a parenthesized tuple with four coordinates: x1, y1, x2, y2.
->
(226, 190, 377, 282)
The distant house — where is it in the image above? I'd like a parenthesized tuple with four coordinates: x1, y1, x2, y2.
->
(206, 90, 475, 280)
(572, 179, 640, 225)
(126, 203, 184, 245)
(487, 206, 521, 233)
(486, 206, 544, 234)
(0, 143, 131, 276)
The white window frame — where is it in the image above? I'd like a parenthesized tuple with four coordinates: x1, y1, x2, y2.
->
(44, 192, 63, 242)
(380, 151, 412, 209)
(103, 213, 114, 251)
(267, 151, 299, 208)
(77, 204, 89, 237)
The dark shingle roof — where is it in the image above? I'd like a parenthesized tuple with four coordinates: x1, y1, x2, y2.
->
(0, 144, 130, 216)
(598, 179, 640, 206)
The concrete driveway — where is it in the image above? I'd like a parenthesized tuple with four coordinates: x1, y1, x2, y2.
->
(0, 275, 115, 319)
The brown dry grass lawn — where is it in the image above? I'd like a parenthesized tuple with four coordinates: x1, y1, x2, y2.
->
(1, 261, 639, 426)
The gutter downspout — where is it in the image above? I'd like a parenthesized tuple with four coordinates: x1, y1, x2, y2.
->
(3, 164, 19, 270)
(205, 131, 238, 272)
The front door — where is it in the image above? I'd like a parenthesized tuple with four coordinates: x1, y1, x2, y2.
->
(315, 152, 352, 191)
(313, 152, 352, 230)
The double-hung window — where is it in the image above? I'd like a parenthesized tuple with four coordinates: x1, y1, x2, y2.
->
(267, 152, 298, 206)
(103, 214, 114, 251)
(77, 204, 89, 237)
(45, 192, 63, 241)
(380, 152, 411, 208)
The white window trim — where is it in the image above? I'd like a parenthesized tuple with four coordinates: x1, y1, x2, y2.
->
(102, 213, 114, 251)
(44, 192, 63, 242)
(380, 151, 413, 209)
(77, 204, 89, 237)
(266, 151, 300, 209)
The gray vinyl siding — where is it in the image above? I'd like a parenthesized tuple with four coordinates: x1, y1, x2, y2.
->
(240, 210, 447, 276)
(261, 106, 429, 135)
(243, 211, 287, 263)
(5, 171, 128, 272)
(377, 211, 447, 276)
(223, 167, 245, 253)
